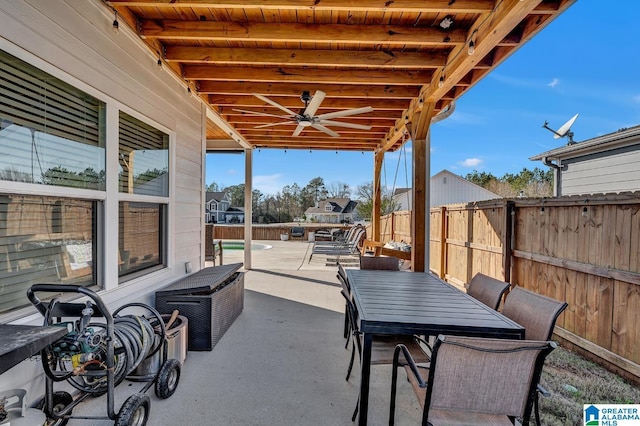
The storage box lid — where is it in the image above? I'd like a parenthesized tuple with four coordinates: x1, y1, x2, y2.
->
(156, 263, 243, 295)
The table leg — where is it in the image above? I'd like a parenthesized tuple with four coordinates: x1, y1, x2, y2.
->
(358, 332, 373, 425)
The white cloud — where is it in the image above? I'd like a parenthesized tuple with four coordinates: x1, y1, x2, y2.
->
(459, 158, 483, 167)
(633, 94, 640, 103)
(227, 168, 237, 175)
(547, 78, 560, 88)
(253, 173, 284, 195)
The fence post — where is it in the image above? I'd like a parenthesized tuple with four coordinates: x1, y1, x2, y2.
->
(439, 206, 447, 279)
(503, 200, 515, 283)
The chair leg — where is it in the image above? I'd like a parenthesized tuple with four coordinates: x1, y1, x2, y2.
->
(343, 305, 350, 341)
(389, 362, 399, 425)
(534, 390, 541, 426)
(346, 341, 356, 381)
(351, 395, 359, 422)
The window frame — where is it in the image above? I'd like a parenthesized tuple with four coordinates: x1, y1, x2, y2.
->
(0, 41, 176, 320)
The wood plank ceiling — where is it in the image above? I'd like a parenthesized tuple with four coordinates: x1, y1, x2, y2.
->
(107, 0, 575, 153)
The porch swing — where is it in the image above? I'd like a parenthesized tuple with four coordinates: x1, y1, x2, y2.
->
(360, 132, 412, 263)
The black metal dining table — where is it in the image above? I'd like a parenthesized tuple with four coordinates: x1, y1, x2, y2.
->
(346, 269, 524, 426)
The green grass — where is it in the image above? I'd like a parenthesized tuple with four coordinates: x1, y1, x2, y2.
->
(538, 346, 640, 425)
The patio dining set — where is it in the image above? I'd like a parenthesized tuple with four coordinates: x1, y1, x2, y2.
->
(336, 258, 568, 426)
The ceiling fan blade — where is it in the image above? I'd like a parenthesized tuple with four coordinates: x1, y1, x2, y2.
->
(303, 90, 326, 117)
(316, 106, 374, 121)
(254, 121, 297, 129)
(232, 109, 292, 119)
(253, 93, 299, 117)
(292, 124, 305, 137)
(318, 120, 372, 130)
(311, 123, 340, 138)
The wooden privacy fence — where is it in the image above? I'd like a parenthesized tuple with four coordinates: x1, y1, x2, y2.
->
(378, 194, 640, 382)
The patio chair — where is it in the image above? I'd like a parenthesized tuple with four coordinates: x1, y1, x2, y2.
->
(467, 273, 511, 311)
(290, 226, 305, 240)
(390, 335, 556, 426)
(336, 265, 352, 345)
(501, 287, 568, 341)
(359, 255, 400, 271)
(501, 286, 568, 424)
(340, 290, 430, 421)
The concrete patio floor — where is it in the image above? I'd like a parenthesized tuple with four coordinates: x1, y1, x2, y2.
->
(70, 241, 423, 425)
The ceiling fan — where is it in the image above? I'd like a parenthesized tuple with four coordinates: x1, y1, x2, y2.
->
(233, 90, 373, 138)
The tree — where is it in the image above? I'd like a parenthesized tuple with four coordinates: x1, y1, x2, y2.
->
(224, 184, 245, 207)
(354, 182, 400, 220)
(327, 181, 351, 198)
(42, 166, 106, 190)
(301, 177, 327, 210)
(464, 167, 553, 198)
(206, 182, 220, 192)
(465, 170, 498, 188)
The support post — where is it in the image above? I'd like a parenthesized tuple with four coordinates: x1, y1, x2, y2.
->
(244, 149, 252, 269)
(372, 151, 383, 242)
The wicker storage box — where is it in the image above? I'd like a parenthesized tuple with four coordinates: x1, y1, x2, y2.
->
(155, 263, 244, 351)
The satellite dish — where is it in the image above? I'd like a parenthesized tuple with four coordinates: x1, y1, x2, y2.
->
(542, 113, 578, 145)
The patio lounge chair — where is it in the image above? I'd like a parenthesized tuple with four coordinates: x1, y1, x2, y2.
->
(308, 226, 365, 262)
(313, 225, 361, 247)
(390, 335, 556, 426)
(467, 273, 511, 311)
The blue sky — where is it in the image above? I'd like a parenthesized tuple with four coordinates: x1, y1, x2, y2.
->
(206, 0, 640, 196)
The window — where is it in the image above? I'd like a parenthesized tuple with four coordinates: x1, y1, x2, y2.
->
(0, 195, 97, 315)
(0, 49, 104, 315)
(118, 202, 165, 277)
(0, 50, 106, 189)
(118, 112, 169, 279)
(119, 112, 168, 196)
(325, 204, 333, 212)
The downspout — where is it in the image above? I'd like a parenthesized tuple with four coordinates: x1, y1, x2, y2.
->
(542, 156, 561, 197)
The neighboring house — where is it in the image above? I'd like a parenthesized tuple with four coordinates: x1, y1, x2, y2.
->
(205, 191, 231, 223)
(393, 170, 500, 210)
(305, 198, 359, 224)
(530, 125, 640, 196)
(224, 207, 245, 223)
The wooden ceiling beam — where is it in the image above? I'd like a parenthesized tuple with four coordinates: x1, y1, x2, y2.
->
(223, 110, 398, 122)
(140, 20, 467, 46)
(165, 46, 447, 69)
(208, 95, 410, 111)
(253, 144, 377, 152)
(230, 119, 394, 128)
(218, 107, 399, 122)
(108, 0, 495, 13)
(421, 0, 545, 104)
(239, 130, 388, 137)
(197, 81, 419, 99)
(183, 65, 432, 86)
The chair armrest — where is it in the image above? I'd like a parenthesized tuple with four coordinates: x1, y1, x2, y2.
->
(412, 335, 433, 356)
(393, 344, 427, 388)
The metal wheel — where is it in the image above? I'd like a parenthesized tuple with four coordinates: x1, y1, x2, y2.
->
(155, 358, 181, 399)
(115, 394, 150, 426)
